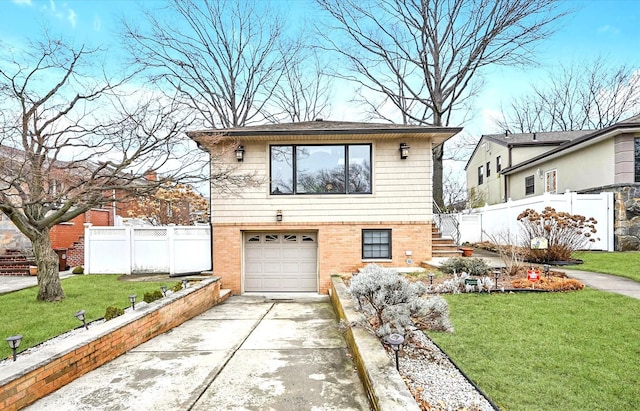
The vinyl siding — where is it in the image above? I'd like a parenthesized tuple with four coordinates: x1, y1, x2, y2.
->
(210, 138, 433, 223)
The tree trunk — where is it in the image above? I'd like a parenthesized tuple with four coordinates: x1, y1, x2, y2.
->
(32, 229, 65, 302)
(432, 143, 444, 207)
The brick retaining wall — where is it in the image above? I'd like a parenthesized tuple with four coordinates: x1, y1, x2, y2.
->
(0, 277, 228, 410)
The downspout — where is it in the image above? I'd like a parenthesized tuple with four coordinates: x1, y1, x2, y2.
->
(196, 142, 214, 272)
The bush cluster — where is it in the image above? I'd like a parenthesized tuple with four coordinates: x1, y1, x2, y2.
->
(434, 271, 495, 294)
(511, 277, 584, 291)
(104, 306, 124, 321)
(439, 257, 490, 276)
(143, 290, 164, 303)
(350, 264, 453, 337)
(518, 207, 598, 262)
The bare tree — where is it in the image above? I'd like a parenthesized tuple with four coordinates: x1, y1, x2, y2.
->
(497, 57, 640, 133)
(316, 0, 569, 206)
(267, 49, 333, 122)
(0, 36, 207, 301)
(122, 0, 299, 128)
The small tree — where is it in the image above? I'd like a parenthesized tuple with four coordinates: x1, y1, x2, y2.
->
(517, 207, 598, 262)
(125, 182, 209, 226)
(349, 264, 453, 337)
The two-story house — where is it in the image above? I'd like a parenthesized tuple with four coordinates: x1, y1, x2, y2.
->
(465, 114, 640, 250)
(189, 120, 462, 294)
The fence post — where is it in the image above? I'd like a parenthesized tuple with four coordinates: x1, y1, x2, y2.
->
(168, 225, 176, 276)
(83, 223, 92, 274)
(125, 226, 133, 275)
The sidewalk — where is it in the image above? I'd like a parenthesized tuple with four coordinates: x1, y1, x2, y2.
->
(24, 294, 370, 410)
(0, 271, 74, 295)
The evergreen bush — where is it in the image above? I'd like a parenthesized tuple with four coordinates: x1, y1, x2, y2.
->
(104, 306, 125, 321)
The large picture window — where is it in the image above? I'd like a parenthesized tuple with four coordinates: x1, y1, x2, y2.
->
(270, 144, 371, 195)
(362, 229, 391, 259)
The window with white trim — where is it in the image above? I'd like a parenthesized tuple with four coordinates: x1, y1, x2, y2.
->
(477, 165, 484, 185)
(525, 175, 535, 195)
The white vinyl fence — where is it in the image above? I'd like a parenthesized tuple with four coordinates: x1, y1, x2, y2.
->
(438, 191, 614, 251)
(84, 225, 211, 275)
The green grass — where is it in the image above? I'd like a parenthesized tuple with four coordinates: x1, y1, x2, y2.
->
(429, 291, 640, 411)
(0, 275, 176, 360)
(572, 251, 640, 282)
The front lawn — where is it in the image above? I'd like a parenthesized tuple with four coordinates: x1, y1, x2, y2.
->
(572, 251, 640, 282)
(429, 290, 640, 411)
(0, 275, 175, 360)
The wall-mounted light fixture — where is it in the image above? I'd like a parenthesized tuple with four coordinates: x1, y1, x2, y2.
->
(129, 295, 137, 310)
(399, 143, 410, 160)
(276, 210, 283, 222)
(6, 335, 22, 362)
(235, 145, 245, 162)
(75, 309, 88, 330)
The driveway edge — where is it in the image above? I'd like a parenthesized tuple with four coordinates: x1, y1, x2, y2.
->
(330, 276, 420, 411)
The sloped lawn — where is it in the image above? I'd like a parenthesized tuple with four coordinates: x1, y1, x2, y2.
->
(429, 290, 640, 411)
(572, 251, 640, 283)
(0, 275, 175, 360)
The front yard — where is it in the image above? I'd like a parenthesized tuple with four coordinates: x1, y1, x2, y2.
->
(429, 290, 640, 410)
(0, 275, 175, 360)
(573, 251, 640, 282)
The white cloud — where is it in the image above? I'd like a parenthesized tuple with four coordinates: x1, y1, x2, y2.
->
(12, 0, 32, 6)
(597, 25, 621, 35)
(67, 9, 76, 28)
(93, 15, 102, 32)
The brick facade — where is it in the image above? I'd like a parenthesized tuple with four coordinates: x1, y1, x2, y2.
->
(49, 209, 112, 250)
(213, 221, 432, 295)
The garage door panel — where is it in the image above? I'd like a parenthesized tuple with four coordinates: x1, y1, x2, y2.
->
(244, 232, 317, 292)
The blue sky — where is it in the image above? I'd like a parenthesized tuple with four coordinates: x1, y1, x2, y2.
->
(1, 0, 639, 137)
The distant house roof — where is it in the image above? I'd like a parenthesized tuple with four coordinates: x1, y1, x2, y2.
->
(500, 117, 640, 175)
(188, 120, 462, 146)
(463, 130, 590, 171)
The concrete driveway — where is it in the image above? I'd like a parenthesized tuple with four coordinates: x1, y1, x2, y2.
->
(25, 294, 370, 410)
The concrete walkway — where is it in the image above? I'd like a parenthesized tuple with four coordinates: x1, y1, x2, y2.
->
(559, 269, 640, 300)
(25, 294, 370, 411)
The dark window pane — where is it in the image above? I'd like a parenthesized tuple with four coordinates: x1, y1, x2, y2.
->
(525, 175, 535, 195)
(271, 146, 293, 194)
(362, 229, 391, 259)
(348, 145, 372, 193)
(296, 145, 345, 193)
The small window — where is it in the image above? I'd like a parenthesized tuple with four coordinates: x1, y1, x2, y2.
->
(362, 229, 391, 259)
(496, 156, 502, 172)
(486, 162, 491, 178)
(247, 235, 261, 243)
(301, 235, 315, 242)
(525, 175, 535, 195)
(545, 170, 557, 194)
(265, 234, 279, 242)
(284, 234, 297, 242)
(478, 165, 484, 185)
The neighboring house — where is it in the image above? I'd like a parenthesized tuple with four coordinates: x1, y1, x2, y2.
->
(190, 120, 462, 294)
(465, 114, 640, 250)
(465, 130, 591, 205)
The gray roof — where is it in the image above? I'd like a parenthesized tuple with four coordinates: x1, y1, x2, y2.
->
(483, 130, 592, 146)
(189, 120, 461, 136)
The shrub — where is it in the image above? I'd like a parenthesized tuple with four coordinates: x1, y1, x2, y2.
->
(517, 207, 599, 262)
(510, 277, 584, 291)
(72, 266, 84, 275)
(435, 271, 495, 294)
(143, 290, 163, 303)
(439, 257, 490, 276)
(104, 306, 124, 321)
(350, 264, 453, 337)
(171, 282, 183, 292)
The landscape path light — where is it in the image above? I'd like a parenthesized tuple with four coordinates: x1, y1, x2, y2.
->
(129, 295, 137, 310)
(182, 279, 189, 289)
(493, 269, 501, 290)
(543, 264, 550, 277)
(75, 309, 88, 330)
(6, 335, 22, 362)
(386, 333, 404, 371)
(429, 273, 434, 285)
(161, 286, 168, 296)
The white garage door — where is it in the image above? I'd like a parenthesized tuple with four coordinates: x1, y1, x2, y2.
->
(244, 232, 318, 292)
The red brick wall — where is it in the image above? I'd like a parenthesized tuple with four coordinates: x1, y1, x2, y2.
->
(49, 209, 113, 250)
(0, 278, 226, 411)
(213, 221, 432, 295)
